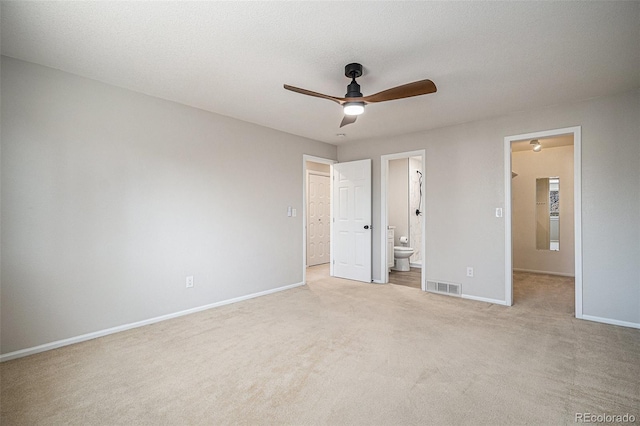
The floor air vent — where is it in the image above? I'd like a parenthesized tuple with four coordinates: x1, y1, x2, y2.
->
(427, 281, 461, 297)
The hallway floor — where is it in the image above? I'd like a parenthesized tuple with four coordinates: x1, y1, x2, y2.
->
(512, 270, 575, 315)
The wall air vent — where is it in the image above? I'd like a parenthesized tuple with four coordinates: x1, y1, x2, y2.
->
(426, 281, 461, 297)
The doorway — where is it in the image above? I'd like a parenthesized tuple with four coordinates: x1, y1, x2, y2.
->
(302, 155, 335, 283)
(504, 127, 583, 318)
(306, 169, 330, 266)
(303, 155, 373, 284)
(381, 150, 426, 290)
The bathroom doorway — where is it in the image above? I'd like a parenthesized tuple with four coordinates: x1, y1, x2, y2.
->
(504, 127, 582, 317)
(381, 150, 426, 290)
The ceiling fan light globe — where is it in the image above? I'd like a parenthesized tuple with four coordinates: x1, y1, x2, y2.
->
(343, 102, 365, 116)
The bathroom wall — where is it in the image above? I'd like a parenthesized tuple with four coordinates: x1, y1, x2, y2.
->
(389, 156, 423, 262)
(409, 156, 423, 265)
(512, 144, 574, 276)
(388, 158, 409, 245)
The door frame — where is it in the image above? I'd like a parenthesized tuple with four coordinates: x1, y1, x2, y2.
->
(302, 155, 336, 284)
(380, 150, 426, 289)
(503, 126, 582, 318)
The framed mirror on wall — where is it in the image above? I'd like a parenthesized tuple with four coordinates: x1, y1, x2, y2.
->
(536, 177, 560, 251)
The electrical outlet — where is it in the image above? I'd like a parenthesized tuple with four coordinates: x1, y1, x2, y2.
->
(466, 267, 474, 277)
(292, 208, 297, 217)
(186, 276, 194, 288)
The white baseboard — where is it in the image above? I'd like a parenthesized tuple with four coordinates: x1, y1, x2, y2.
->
(372, 279, 385, 284)
(461, 294, 508, 306)
(455, 296, 639, 329)
(513, 268, 575, 277)
(409, 262, 422, 268)
(581, 314, 640, 330)
(0, 281, 305, 363)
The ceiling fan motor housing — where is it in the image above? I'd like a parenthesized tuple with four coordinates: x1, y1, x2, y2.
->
(344, 63, 363, 98)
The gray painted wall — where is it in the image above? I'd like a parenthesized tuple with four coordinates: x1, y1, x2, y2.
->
(1, 57, 337, 354)
(338, 90, 639, 325)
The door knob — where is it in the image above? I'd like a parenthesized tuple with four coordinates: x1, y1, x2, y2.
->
(364, 225, 370, 229)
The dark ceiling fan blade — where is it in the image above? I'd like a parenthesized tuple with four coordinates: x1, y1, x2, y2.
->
(283, 84, 346, 104)
(361, 79, 437, 103)
(340, 115, 357, 127)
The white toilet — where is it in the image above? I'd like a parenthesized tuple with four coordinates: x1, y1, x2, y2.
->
(393, 236, 414, 272)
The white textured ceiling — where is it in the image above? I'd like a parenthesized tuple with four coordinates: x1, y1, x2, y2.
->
(2, 2, 639, 145)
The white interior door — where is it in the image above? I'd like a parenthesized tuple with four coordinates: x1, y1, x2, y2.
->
(307, 173, 330, 266)
(332, 159, 372, 282)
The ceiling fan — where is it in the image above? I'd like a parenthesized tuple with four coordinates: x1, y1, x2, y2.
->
(284, 63, 437, 127)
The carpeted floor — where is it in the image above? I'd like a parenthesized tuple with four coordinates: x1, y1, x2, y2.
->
(1, 266, 639, 425)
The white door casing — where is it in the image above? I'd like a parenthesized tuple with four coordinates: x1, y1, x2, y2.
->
(307, 173, 330, 266)
(332, 159, 372, 282)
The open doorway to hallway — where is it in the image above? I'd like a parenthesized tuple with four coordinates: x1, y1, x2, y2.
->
(512, 135, 575, 309)
(302, 155, 336, 284)
(304, 155, 373, 285)
(306, 161, 331, 267)
(505, 127, 582, 316)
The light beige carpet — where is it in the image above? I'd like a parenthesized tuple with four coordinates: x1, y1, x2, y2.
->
(2, 267, 639, 425)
